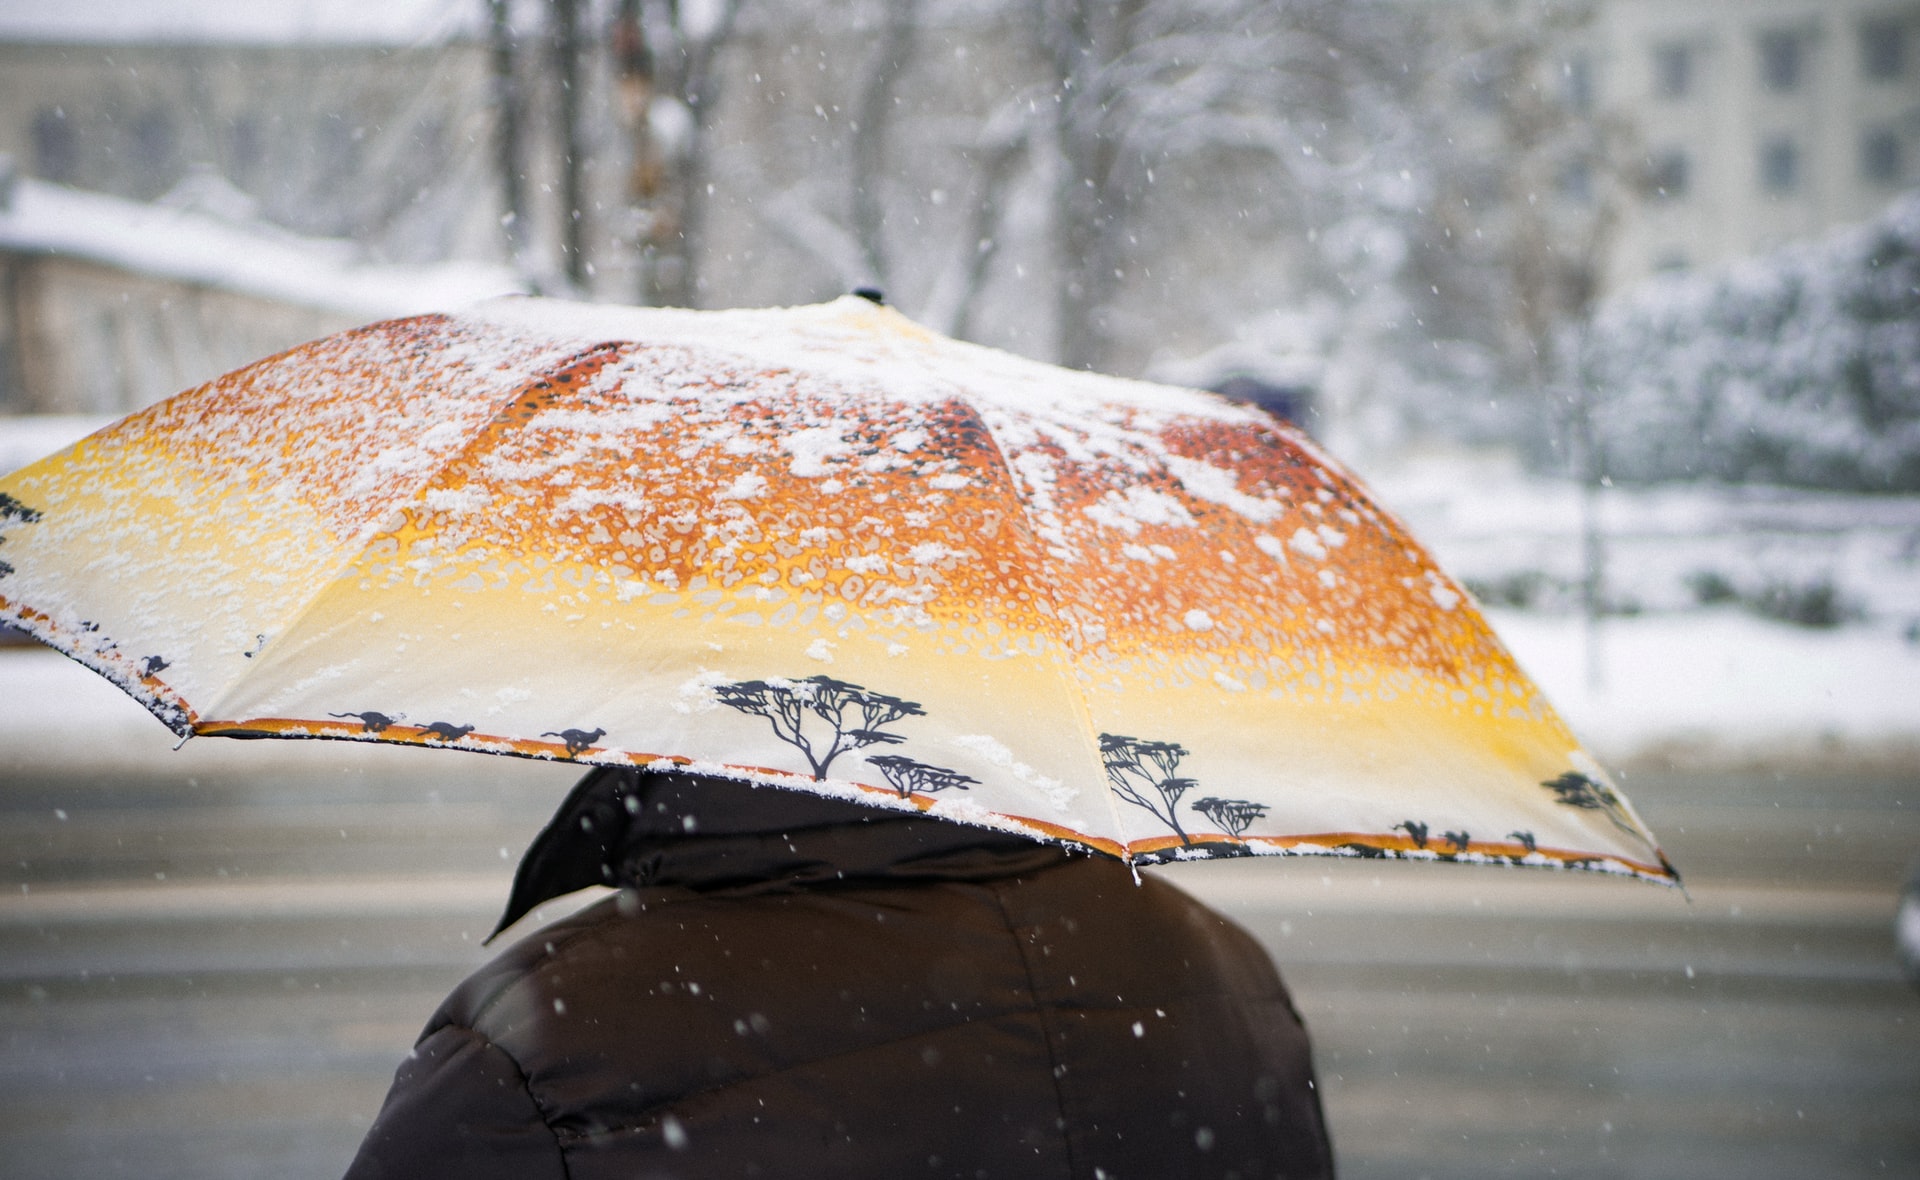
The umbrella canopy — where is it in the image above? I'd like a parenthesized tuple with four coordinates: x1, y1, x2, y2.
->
(0, 296, 1673, 880)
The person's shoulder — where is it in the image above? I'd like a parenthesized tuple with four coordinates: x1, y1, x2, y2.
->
(430, 893, 629, 1033)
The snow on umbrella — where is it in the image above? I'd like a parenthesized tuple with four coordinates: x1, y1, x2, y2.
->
(0, 296, 1674, 881)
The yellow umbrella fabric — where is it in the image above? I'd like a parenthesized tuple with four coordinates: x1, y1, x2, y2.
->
(0, 296, 1673, 880)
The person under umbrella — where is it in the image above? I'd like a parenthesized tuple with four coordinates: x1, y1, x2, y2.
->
(0, 295, 1678, 1178)
(343, 766, 1335, 1179)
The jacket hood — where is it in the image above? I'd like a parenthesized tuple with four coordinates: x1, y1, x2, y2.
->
(489, 767, 1072, 940)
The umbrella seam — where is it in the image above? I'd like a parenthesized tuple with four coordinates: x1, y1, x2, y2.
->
(955, 393, 1136, 862)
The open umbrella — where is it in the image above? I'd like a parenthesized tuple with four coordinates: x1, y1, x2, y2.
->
(0, 295, 1673, 881)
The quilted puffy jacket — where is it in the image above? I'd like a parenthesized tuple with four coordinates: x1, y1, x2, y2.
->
(344, 768, 1334, 1180)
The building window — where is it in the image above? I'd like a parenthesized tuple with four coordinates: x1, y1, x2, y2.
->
(229, 116, 263, 173)
(1861, 19, 1906, 80)
(1559, 158, 1594, 203)
(131, 109, 174, 175)
(1760, 136, 1800, 194)
(1463, 66, 1501, 112)
(32, 107, 76, 183)
(1648, 150, 1690, 199)
(1862, 128, 1903, 184)
(1563, 53, 1595, 113)
(1653, 43, 1693, 99)
(1759, 29, 1805, 92)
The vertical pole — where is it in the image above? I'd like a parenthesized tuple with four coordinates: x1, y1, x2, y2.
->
(1572, 329, 1606, 691)
(488, 0, 526, 266)
(550, 0, 589, 291)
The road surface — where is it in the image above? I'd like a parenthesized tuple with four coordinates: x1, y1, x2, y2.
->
(1, 746, 1914, 1179)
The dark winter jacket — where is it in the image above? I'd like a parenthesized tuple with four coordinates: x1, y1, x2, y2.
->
(344, 768, 1334, 1180)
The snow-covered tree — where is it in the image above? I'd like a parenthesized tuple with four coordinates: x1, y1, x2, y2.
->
(613, 0, 750, 306)
(1389, 0, 1626, 452)
(1574, 193, 1920, 491)
(1033, 0, 1430, 371)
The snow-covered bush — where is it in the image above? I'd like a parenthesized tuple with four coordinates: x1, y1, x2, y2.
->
(1575, 193, 1920, 491)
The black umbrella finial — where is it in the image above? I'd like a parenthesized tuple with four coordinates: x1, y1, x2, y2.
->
(851, 287, 885, 305)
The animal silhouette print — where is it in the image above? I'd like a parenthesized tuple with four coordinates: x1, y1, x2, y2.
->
(714, 676, 925, 781)
(865, 754, 977, 799)
(543, 727, 606, 758)
(1392, 820, 1429, 849)
(420, 722, 476, 743)
(331, 710, 400, 734)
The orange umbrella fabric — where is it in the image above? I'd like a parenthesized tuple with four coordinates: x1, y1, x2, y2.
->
(0, 296, 1673, 879)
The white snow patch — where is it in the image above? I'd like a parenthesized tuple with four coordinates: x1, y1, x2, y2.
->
(528, 404, 675, 438)
(1486, 609, 1920, 766)
(1184, 609, 1214, 632)
(1164, 454, 1285, 523)
(555, 487, 653, 521)
(1084, 486, 1195, 536)
(783, 428, 851, 478)
(1254, 534, 1289, 564)
(422, 486, 491, 516)
(805, 638, 835, 663)
(1288, 528, 1327, 561)
(906, 542, 963, 566)
(950, 733, 1077, 810)
(648, 96, 696, 156)
(672, 669, 732, 714)
(719, 472, 768, 501)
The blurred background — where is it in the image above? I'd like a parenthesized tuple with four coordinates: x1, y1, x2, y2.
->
(0, 0, 1916, 1176)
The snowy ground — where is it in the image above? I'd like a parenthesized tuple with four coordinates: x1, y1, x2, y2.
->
(1356, 446, 1920, 767)
(6, 417, 1918, 771)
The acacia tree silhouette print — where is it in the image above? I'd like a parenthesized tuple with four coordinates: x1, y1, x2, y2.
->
(1193, 796, 1270, 838)
(866, 754, 979, 799)
(1100, 733, 1271, 852)
(713, 675, 928, 781)
(1099, 733, 1200, 846)
(0, 492, 43, 580)
(1543, 771, 1642, 841)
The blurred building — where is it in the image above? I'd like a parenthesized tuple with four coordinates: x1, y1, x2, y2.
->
(1584, 0, 1920, 287)
(0, 5, 527, 414)
(0, 163, 520, 414)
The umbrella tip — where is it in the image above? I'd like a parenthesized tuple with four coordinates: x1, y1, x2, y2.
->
(851, 286, 886, 306)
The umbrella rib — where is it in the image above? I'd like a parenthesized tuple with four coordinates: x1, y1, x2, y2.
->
(949, 386, 1138, 864)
